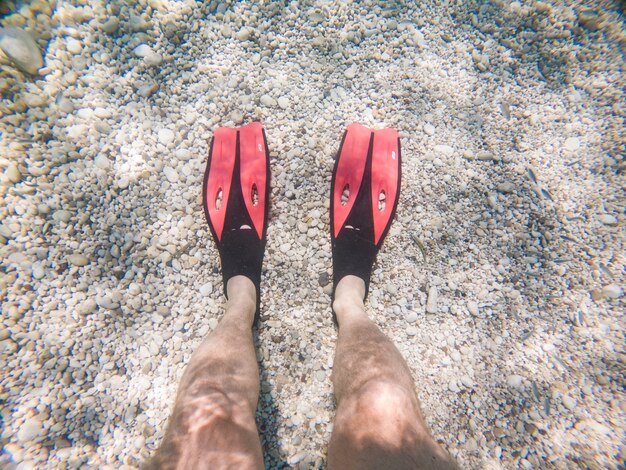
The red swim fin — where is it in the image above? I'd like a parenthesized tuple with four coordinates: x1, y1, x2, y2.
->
(202, 122, 270, 323)
(330, 123, 401, 299)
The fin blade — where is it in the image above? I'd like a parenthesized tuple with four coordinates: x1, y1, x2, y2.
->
(371, 128, 401, 247)
(203, 127, 238, 241)
(239, 122, 269, 240)
(332, 123, 370, 238)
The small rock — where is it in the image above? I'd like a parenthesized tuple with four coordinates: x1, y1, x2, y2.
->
(406, 311, 418, 323)
(476, 150, 496, 161)
(175, 148, 192, 160)
(434, 144, 454, 156)
(423, 123, 435, 136)
(199, 282, 213, 296)
(602, 284, 623, 299)
(58, 97, 74, 113)
(260, 95, 277, 107)
(68, 254, 89, 266)
(66, 37, 82, 54)
(426, 286, 438, 314)
(96, 294, 120, 310)
(158, 128, 175, 145)
(318, 272, 329, 287)
(598, 214, 618, 226)
(563, 137, 580, 152)
(67, 124, 87, 139)
(497, 182, 515, 194)
(279, 243, 291, 254)
(467, 300, 479, 316)
(134, 44, 155, 57)
(163, 166, 178, 183)
(0, 26, 43, 75)
(53, 210, 72, 223)
(406, 325, 417, 336)
(23, 93, 46, 107)
(129, 15, 151, 32)
(102, 17, 120, 35)
(344, 66, 357, 79)
(17, 418, 42, 442)
(507, 375, 523, 389)
(6, 163, 21, 184)
(236, 27, 253, 41)
(144, 53, 163, 66)
(94, 154, 111, 170)
(137, 82, 158, 98)
(32, 263, 44, 279)
(579, 10, 601, 31)
(562, 394, 577, 410)
(277, 96, 290, 109)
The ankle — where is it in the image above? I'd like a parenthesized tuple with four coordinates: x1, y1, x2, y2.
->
(224, 276, 256, 322)
(333, 276, 368, 324)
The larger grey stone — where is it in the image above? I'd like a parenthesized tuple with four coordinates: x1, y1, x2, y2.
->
(0, 26, 43, 75)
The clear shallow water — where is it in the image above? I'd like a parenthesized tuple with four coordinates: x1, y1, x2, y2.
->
(1, 0, 624, 468)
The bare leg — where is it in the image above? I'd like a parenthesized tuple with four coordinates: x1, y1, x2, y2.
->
(150, 276, 263, 470)
(328, 276, 458, 470)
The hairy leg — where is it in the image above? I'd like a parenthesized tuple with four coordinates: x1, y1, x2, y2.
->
(149, 276, 263, 470)
(328, 276, 458, 470)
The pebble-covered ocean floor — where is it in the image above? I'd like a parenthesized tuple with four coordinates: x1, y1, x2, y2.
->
(1, 0, 624, 468)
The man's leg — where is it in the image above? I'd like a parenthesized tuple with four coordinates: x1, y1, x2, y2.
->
(150, 276, 263, 470)
(328, 276, 458, 470)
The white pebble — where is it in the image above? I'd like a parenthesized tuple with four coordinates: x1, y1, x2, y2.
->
(602, 284, 623, 299)
(562, 394, 577, 410)
(17, 418, 42, 442)
(158, 128, 175, 145)
(260, 95, 277, 107)
(66, 37, 82, 54)
(507, 375, 523, 389)
(6, 163, 21, 184)
(134, 44, 154, 57)
(199, 282, 213, 296)
(423, 123, 435, 136)
(467, 300, 479, 316)
(94, 154, 111, 169)
(598, 214, 618, 226)
(23, 93, 46, 107)
(68, 254, 88, 266)
(175, 148, 192, 160)
(67, 124, 88, 139)
(277, 96, 290, 109)
(344, 66, 357, 79)
(563, 137, 580, 152)
(164, 166, 178, 183)
(434, 144, 454, 156)
(144, 53, 163, 67)
(426, 286, 438, 314)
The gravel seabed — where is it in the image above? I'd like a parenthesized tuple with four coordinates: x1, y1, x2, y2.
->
(1, 0, 625, 468)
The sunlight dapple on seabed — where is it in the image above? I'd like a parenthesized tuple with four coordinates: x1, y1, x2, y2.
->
(0, 0, 624, 468)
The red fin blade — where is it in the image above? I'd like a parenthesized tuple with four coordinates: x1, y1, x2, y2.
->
(333, 123, 370, 238)
(370, 128, 400, 247)
(239, 122, 268, 240)
(204, 127, 238, 241)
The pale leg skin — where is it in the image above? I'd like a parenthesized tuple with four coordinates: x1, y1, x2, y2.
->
(149, 276, 263, 470)
(327, 275, 459, 470)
